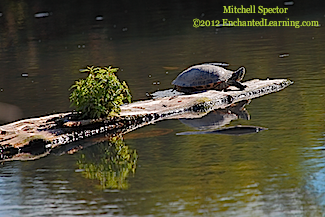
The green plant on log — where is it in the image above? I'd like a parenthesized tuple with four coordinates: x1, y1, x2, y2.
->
(76, 136, 138, 190)
(69, 66, 132, 119)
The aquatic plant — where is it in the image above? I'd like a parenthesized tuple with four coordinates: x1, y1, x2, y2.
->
(69, 66, 132, 119)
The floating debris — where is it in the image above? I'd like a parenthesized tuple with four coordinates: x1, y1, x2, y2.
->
(284, 1, 294, 6)
(21, 73, 29, 77)
(163, 66, 179, 70)
(279, 53, 289, 58)
(34, 12, 50, 18)
(95, 15, 103, 21)
(0, 12, 2, 17)
(216, 23, 234, 28)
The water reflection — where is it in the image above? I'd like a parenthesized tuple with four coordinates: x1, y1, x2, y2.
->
(178, 100, 267, 135)
(177, 125, 267, 136)
(76, 136, 137, 190)
(307, 166, 325, 207)
(179, 100, 250, 130)
(51, 134, 138, 190)
(305, 133, 325, 210)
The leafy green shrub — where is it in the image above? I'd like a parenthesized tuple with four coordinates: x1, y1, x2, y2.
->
(69, 66, 132, 119)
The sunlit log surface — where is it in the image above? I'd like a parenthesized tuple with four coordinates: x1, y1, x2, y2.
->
(123, 79, 293, 118)
(0, 79, 292, 161)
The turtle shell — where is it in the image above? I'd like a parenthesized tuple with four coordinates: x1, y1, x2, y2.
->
(171, 64, 233, 87)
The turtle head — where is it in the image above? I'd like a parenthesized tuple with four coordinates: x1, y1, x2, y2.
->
(231, 67, 246, 81)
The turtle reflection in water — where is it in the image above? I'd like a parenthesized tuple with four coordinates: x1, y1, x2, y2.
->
(177, 125, 267, 136)
(178, 100, 267, 136)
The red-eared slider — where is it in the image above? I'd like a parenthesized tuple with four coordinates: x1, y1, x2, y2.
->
(172, 63, 247, 93)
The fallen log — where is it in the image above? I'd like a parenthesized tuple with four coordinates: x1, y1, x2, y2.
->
(122, 79, 292, 118)
(0, 78, 293, 161)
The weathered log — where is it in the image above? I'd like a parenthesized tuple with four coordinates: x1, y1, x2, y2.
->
(122, 79, 292, 118)
(0, 78, 293, 161)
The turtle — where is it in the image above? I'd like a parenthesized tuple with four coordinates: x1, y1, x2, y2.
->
(171, 63, 247, 93)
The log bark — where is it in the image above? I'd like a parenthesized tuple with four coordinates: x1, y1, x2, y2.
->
(0, 78, 293, 161)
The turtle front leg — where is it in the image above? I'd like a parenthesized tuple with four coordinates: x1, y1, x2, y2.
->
(229, 81, 247, 91)
(237, 82, 247, 90)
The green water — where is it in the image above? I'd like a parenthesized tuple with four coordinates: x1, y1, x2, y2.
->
(1, 0, 325, 216)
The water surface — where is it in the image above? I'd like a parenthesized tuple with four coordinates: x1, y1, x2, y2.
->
(1, 0, 325, 216)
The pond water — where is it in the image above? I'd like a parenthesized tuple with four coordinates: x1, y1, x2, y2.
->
(1, 0, 325, 216)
